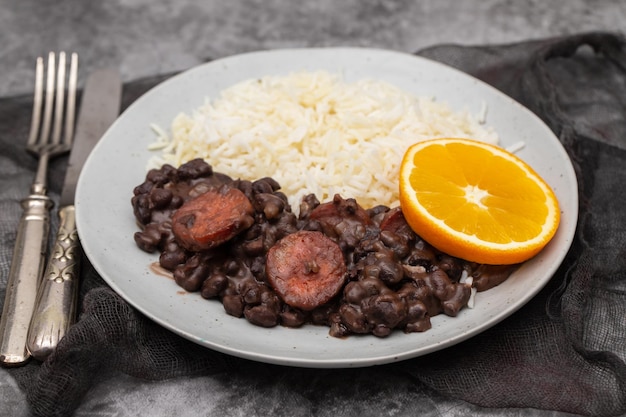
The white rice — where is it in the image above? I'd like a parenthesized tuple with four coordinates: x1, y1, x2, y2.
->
(147, 71, 499, 212)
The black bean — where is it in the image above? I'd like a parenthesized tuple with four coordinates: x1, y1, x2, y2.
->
(201, 273, 229, 299)
(362, 293, 406, 330)
(404, 299, 430, 332)
(224, 259, 240, 275)
(407, 238, 437, 267)
(405, 318, 431, 333)
(177, 158, 213, 180)
(146, 165, 174, 185)
(280, 306, 308, 328)
(362, 251, 405, 285)
(131, 194, 152, 225)
(222, 294, 244, 317)
(159, 243, 187, 270)
(244, 301, 279, 327)
(235, 179, 254, 201)
(309, 304, 338, 326)
(379, 230, 410, 258)
(372, 324, 392, 338)
(133, 180, 154, 196)
(436, 254, 465, 282)
(339, 303, 370, 334)
(344, 281, 369, 304)
(472, 264, 519, 292)
(259, 177, 281, 191)
(252, 178, 276, 194)
(298, 193, 320, 219)
(174, 259, 209, 292)
(134, 224, 163, 253)
(242, 237, 265, 257)
(424, 269, 454, 301)
(254, 193, 286, 220)
(367, 205, 389, 218)
(329, 317, 350, 338)
(442, 284, 471, 317)
(242, 281, 263, 305)
(150, 188, 173, 209)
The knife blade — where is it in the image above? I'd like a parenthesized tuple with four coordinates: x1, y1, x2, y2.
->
(26, 68, 122, 361)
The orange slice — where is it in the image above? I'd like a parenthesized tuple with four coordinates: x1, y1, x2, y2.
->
(398, 138, 560, 265)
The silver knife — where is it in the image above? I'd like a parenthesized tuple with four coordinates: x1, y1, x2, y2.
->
(26, 68, 122, 361)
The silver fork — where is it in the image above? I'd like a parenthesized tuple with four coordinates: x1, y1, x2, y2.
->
(0, 52, 78, 366)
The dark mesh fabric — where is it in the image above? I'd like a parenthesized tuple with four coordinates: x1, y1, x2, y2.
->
(1, 32, 625, 417)
(412, 32, 626, 416)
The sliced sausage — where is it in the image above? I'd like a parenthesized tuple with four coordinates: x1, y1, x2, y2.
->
(266, 230, 347, 311)
(171, 185, 255, 251)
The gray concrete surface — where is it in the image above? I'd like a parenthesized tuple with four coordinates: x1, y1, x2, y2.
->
(1, 0, 624, 97)
(1, 1, 625, 416)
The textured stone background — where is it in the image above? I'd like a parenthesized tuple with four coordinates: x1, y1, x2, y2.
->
(1, 1, 625, 416)
(1, 0, 624, 96)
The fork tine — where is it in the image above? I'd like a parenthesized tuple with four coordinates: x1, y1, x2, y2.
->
(63, 53, 78, 146)
(39, 52, 56, 147)
(27, 57, 44, 147)
(51, 52, 66, 146)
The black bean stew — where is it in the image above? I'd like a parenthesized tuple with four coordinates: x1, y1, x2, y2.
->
(132, 159, 518, 338)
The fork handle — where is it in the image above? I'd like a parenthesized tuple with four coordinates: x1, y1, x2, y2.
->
(27, 205, 80, 361)
(0, 193, 52, 366)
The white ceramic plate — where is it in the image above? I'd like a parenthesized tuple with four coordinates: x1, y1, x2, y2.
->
(76, 48, 578, 368)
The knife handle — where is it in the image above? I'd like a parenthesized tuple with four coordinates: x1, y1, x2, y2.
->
(0, 194, 52, 366)
(27, 205, 80, 361)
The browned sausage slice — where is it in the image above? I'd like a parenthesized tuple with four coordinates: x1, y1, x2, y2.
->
(308, 194, 372, 230)
(266, 230, 347, 311)
(172, 186, 255, 251)
(379, 207, 407, 234)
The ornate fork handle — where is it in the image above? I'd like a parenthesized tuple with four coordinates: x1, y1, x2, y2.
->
(0, 52, 78, 366)
(27, 205, 80, 361)
(0, 194, 52, 365)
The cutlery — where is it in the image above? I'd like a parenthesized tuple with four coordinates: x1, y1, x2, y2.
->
(0, 52, 78, 366)
(27, 68, 122, 361)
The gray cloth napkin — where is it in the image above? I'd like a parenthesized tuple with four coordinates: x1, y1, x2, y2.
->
(1, 32, 625, 417)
